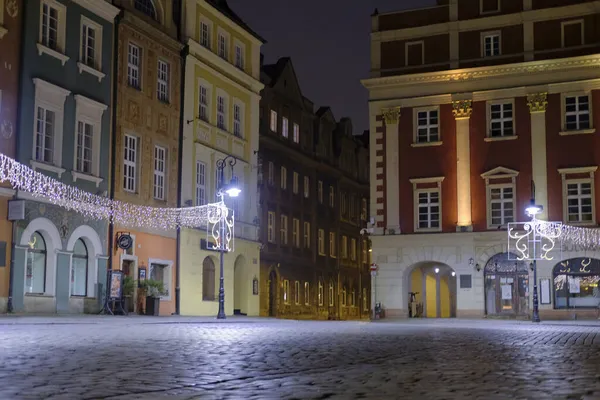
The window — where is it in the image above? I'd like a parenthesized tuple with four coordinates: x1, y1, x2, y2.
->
(405, 41, 424, 66)
(292, 218, 300, 248)
(341, 193, 347, 216)
(304, 176, 310, 198)
(71, 239, 88, 296)
(196, 161, 206, 206)
(25, 232, 46, 294)
(489, 185, 514, 227)
(303, 221, 310, 249)
(293, 123, 300, 143)
(363, 288, 368, 311)
(282, 117, 289, 138)
(489, 102, 514, 137)
(318, 181, 323, 203)
(149, 261, 171, 299)
(280, 166, 287, 189)
(294, 281, 300, 304)
(198, 84, 210, 122)
(283, 280, 290, 304)
(564, 95, 590, 131)
(267, 161, 274, 185)
(123, 134, 138, 192)
(267, 211, 275, 243)
(328, 282, 334, 307)
(304, 282, 310, 306)
(75, 121, 92, 174)
(233, 102, 243, 138)
(329, 186, 335, 207)
(218, 32, 228, 60)
(40, 1, 61, 51)
(562, 20, 584, 48)
(153, 145, 166, 200)
(350, 238, 357, 261)
(480, 0, 500, 14)
(157, 60, 170, 103)
(293, 172, 299, 194)
(80, 18, 100, 69)
(362, 239, 368, 264)
(200, 21, 211, 49)
(341, 236, 347, 258)
(341, 287, 347, 306)
(280, 214, 288, 245)
(318, 281, 324, 306)
(361, 198, 367, 221)
(329, 232, 336, 258)
(35, 107, 55, 163)
(127, 43, 141, 89)
(318, 229, 325, 255)
(351, 290, 356, 307)
(270, 110, 277, 132)
(415, 108, 439, 143)
(483, 33, 500, 57)
(135, 0, 158, 20)
(217, 94, 227, 130)
(566, 181, 593, 223)
(416, 190, 440, 230)
(234, 43, 244, 69)
(554, 257, 600, 309)
(202, 257, 215, 300)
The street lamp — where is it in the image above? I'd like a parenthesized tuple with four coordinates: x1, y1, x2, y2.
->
(215, 155, 240, 320)
(525, 198, 543, 323)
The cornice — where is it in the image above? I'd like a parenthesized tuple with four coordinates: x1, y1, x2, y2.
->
(122, 12, 183, 54)
(71, 0, 120, 22)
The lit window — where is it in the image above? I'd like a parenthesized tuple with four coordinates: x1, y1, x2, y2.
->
(567, 182, 593, 223)
(304, 282, 310, 306)
(303, 221, 310, 249)
(127, 43, 141, 89)
(489, 185, 514, 227)
(270, 110, 277, 132)
(282, 117, 289, 138)
(280, 215, 288, 245)
(293, 123, 300, 143)
(417, 190, 440, 230)
(483, 33, 500, 57)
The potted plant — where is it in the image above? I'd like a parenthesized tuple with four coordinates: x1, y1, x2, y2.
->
(141, 279, 165, 316)
(122, 275, 135, 314)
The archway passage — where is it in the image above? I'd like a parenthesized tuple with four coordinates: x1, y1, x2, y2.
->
(484, 253, 529, 317)
(409, 262, 456, 318)
(268, 270, 277, 317)
(233, 256, 247, 315)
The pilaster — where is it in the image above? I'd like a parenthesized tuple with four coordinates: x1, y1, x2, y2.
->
(383, 107, 401, 235)
(452, 100, 473, 231)
(528, 93, 549, 220)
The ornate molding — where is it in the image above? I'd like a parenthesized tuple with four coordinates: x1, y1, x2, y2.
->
(527, 92, 548, 113)
(452, 100, 472, 120)
(382, 107, 401, 125)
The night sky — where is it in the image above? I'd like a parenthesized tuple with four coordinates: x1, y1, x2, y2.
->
(228, 0, 438, 133)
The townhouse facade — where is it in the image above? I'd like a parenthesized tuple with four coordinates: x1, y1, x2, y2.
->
(0, 0, 22, 312)
(178, 0, 264, 316)
(363, 0, 600, 320)
(259, 57, 371, 320)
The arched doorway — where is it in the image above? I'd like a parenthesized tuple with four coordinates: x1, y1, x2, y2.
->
(408, 262, 456, 318)
(233, 255, 247, 315)
(268, 270, 277, 317)
(71, 239, 88, 296)
(484, 252, 529, 316)
(26, 232, 47, 294)
(202, 257, 216, 301)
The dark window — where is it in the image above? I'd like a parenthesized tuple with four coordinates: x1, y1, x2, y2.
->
(135, 0, 157, 20)
(563, 22, 583, 48)
(459, 274, 472, 289)
(406, 42, 424, 66)
(481, 0, 500, 14)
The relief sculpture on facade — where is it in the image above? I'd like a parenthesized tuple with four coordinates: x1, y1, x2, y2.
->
(452, 100, 473, 120)
(527, 92, 548, 113)
(382, 107, 400, 125)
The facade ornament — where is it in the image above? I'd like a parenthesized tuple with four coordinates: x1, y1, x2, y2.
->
(6, 0, 18, 19)
(1, 120, 13, 139)
(382, 107, 401, 125)
(527, 92, 548, 113)
(452, 100, 473, 120)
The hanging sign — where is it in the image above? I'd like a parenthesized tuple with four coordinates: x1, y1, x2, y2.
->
(501, 284, 512, 300)
(117, 233, 133, 250)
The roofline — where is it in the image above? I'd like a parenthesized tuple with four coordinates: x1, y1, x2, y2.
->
(205, 1, 267, 44)
(376, 4, 448, 18)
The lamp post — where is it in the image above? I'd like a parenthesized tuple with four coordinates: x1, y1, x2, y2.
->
(215, 155, 240, 320)
(525, 200, 543, 323)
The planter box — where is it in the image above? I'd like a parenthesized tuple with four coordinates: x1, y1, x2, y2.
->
(145, 296, 160, 316)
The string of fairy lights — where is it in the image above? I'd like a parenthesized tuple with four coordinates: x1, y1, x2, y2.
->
(0, 153, 226, 230)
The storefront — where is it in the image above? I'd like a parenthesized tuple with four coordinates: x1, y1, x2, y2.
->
(484, 252, 529, 317)
(553, 257, 600, 310)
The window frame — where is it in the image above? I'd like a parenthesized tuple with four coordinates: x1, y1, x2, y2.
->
(280, 214, 288, 245)
(410, 177, 444, 233)
(79, 16, 103, 73)
(561, 19, 584, 48)
(70, 238, 89, 297)
(199, 17, 212, 50)
(156, 59, 170, 103)
(329, 185, 335, 208)
(197, 79, 212, 123)
(481, 166, 519, 229)
(215, 89, 229, 131)
(283, 279, 289, 304)
(486, 99, 515, 139)
(341, 235, 347, 259)
(318, 281, 324, 306)
(318, 181, 323, 203)
(303, 221, 310, 249)
(217, 28, 230, 60)
(232, 99, 245, 138)
(148, 258, 173, 301)
(233, 39, 245, 70)
(329, 232, 336, 258)
(123, 134, 139, 193)
(405, 40, 424, 66)
(481, 31, 501, 57)
(282, 116, 289, 138)
(480, 0, 500, 14)
(561, 92, 593, 133)
(72, 94, 106, 183)
(127, 41, 142, 89)
(267, 161, 274, 185)
(269, 110, 278, 132)
(292, 171, 299, 194)
(280, 166, 287, 190)
(267, 211, 275, 243)
(293, 122, 300, 143)
(350, 238, 357, 261)
(487, 183, 515, 229)
(413, 106, 440, 145)
(303, 176, 310, 198)
(294, 281, 300, 305)
(196, 160, 206, 206)
(304, 282, 310, 306)
(153, 145, 167, 201)
(318, 229, 325, 255)
(559, 167, 598, 226)
(38, 0, 68, 62)
(292, 218, 300, 248)
(328, 282, 334, 307)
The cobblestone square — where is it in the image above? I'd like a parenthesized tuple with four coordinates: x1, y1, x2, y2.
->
(1, 317, 600, 399)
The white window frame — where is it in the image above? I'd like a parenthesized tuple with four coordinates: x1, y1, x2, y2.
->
(304, 282, 310, 306)
(199, 17, 212, 49)
(561, 19, 584, 48)
(127, 42, 142, 89)
(488, 184, 515, 228)
(282, 116, 289, 138)
(198, 79, 212, 123)
(329, 185, 335, 208)
(341, 287, 347, 307)
(318, 181, 323, 203)
(234, 39, 245, 70)
(561, 92, 593, 133)
(481, 31, 501, 57)
(486, 99, 515, 139)
(31, 78, 70, 176)
(413, 106, 440, 144)
(38, 0, 68, 65)
(148, 258, 173, 301)
(280, 214, 288, 245)
(233, 99, 244, 138)
(481, 167, 519, 229)
(329, 232, 336, 258)
(559, 167, 598, 226)
(293, 123, 300, 143)
(293, 172, 299, 194)
(304, 176, 310, 198)
(216, 89, 229, 131)
(303, 221, 310, 249)
(294, 281, 300, 305)
(123, 134, 139, 193)
(78, 16, 104, 80)
(270, 110, 278, 132)
(267, 211, 275, 243)
(72, 94, 107, 186)
(267, 161, 274, 185)
(196, 160, 206, 206)
(283, 279, 289, 304)
(410, 177, 444, 233)
(153, 145, 167, 200)
(318, 281, 324, 306)
(404, 40, 424, 66)
(280, 166, 287, 190)
(318, 229, 325, 255)
(217, 28, 230, 60)
(157, 59, 170, 103)
(480, 0, 500, 14)
(350, 238, 357, 261)
(328, 283, 334, 307)
(292, 218, 300, 248)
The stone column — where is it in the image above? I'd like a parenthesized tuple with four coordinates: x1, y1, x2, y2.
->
(527, 93, 549, 220)
(56, 251, 72, 313)
(452, 100, 473, 231)
(383, 107, 401, 234)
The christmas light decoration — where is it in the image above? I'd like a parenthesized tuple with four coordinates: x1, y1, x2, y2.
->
(0, 153, 226, 230)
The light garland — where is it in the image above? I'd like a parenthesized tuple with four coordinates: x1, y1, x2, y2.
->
(559, 224, 600, 251)
(0, 153, 226, 230)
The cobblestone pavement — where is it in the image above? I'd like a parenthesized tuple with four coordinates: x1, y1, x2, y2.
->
(1, 317, 600, 400)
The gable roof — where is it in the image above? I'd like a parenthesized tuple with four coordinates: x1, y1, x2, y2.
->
(206, 0, 266, 43)
(316, 106, 335, 120)
(262, 57, 306, 108)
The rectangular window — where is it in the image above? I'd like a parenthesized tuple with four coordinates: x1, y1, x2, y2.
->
(294, 281, 300, 305)
(267, 211, 275, 243)
(417, 190, 440, 230)
(75, 121, 93, 174)
(153, 146, 166, 200)
(350, 238, 357, 261)
(329, 283, 334, 307)
(149, 263, 170, 299)
(318, 281, 324, 307)
(341, 288, 347, 306)
(41, 2, 59, 50)
(127, 43, 141, 89)
(157, 60, 170, 103)
(405, 41, 424, 66)
(280, 215, 288, 245)
(293, 172, 299, 194)
(217, 95, 227, 130)
(562, 20, 584, 48)
(282, 117, 289, 138)
(489, 185, 514, 227)
(270, 110, 278, 132)
(280, 166, 287, 190)
(341, 236, 348, 259)
(304, 282, 310, 306)
(329, 232, 336, 258)
(483, 33, 500, 57)
(567, 182, 593, 223)
(233, 103, 243, 138)
(489, 102, 514, 137)
(199, 85, 209, 122)
(318, 229, 325, 255)
(293, 123, 300, 143)
(81, 22, 97, 68)
(234, 44, 244, 69)
(292, 218, 300, 248)
(329, 186, 335, 207)
(416, 109, 439, 143)
(196, 161, 206, 206)
(267, 161, 274, 185)
(565, 95, 590, 131)
(480, 0, 500, 13)
(318, 181, 323, 203)
(304, 176, 310, 198)
(303, 221, 310, 249)
(283, 280, 289, 304)
(218, 32, 228, 59)
(200, 21, 211, 49)
(123, 134, 138, 192)
(35, 107, 55, 163)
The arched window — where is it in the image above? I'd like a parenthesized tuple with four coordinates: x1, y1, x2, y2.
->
(202, 257, 215, 301)
(71, 239, 88, 296)
(26, 232, 46, 294)
(484, 252, 529, 316)
(135, 0, 157, 20)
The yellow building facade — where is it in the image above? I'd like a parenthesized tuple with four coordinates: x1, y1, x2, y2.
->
(179, 0, 264, 316)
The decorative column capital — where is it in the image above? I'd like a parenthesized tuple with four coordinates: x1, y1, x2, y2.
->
(382, 107, 401, 125)
(527, 92, 548, 113)
(452, 100, 473, 120)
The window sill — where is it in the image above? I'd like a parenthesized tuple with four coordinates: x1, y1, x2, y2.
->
(411, 141, 443, 148)
(72, 171, 103, 187)
(0, 26, 7, 39)
(565, 221, 596, 227)
(37, 43, 69, 66)
(31, 160, 66, 178)
(415, 228, 442, 233)
(25, 293, 53, 298)
(484, 135, 518, 142)
(559, 128, 596, 136)
(77, 62, 105, 82)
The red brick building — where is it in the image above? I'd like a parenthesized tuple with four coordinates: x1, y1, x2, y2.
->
(362, 0, 600, 320)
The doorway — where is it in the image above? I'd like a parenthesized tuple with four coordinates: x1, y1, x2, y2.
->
(121, 258, 136, 313)
(485, 253, 529, 317)
(408, 262, 457, 318)
(268, 270, 277, 317)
